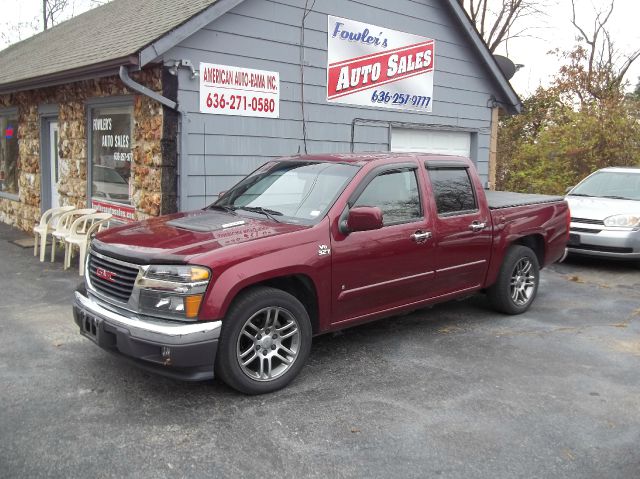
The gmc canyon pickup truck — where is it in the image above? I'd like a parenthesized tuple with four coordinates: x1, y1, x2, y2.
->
(73, 153, 569, 394)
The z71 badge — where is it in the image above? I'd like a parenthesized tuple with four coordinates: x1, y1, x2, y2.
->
(318, 244, 331, 256)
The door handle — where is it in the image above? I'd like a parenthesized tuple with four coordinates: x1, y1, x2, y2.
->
(469, 221, 487, 232)
(410, 231, 432, 243)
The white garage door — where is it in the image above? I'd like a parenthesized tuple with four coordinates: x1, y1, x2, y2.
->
(391, 128, 471, 157)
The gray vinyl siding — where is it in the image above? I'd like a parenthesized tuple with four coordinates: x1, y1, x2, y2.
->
(167, 0, 506, 209)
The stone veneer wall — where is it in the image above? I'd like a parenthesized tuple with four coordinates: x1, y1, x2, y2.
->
(0, 66, 177, 232)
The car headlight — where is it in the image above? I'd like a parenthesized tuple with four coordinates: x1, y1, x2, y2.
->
(136, 265, 211, 321)
(603, 214, 640, 228)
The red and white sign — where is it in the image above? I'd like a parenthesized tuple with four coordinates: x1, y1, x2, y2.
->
(327, 16, 435, 112)
(92, 199, 136, 223)
(200, 63, 279, 118)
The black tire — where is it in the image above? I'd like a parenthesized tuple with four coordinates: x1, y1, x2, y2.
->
(215, 286, 312, 395)
(487, 245, 540, 315)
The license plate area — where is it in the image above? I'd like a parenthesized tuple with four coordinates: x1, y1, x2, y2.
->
(568, 233, 581, 246)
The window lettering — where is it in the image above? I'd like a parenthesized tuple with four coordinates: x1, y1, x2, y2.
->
(90, 106, 133, 205)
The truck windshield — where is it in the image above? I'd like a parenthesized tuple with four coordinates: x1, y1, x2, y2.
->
(212, 161, 359, 224)
(570, 171, 640, 201)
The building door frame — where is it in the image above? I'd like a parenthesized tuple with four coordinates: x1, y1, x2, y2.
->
(39, 105, 60, 212)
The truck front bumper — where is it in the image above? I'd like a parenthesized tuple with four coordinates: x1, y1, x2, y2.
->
(73, 290, 222, 381)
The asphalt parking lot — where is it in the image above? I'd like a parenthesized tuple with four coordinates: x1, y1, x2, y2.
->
(1, 221, 639, 479)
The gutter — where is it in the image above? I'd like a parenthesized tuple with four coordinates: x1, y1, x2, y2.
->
(0, 56, 137, 95)
(119, 65, 188, 212)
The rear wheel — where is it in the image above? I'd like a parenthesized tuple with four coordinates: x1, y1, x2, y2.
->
(487, 245, 540, 314)
(215, 287, 312, 394)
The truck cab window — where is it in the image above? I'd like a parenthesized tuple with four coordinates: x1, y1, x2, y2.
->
(353, 169, 421, 225)
(428, 168, 477, 215)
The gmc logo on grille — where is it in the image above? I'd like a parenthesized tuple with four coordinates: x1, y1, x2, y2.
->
(95, 267, 117, 282)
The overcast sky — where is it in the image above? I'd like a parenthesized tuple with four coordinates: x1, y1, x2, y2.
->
(0, 0, 638, 96)
(0, 0, 96, 38)
(483, 0, 640, 95)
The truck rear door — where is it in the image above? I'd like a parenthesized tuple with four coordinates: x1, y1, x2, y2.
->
(423, 160, 492, 296)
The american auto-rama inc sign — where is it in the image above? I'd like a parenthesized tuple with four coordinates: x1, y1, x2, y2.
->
(326, 15, 435, 112)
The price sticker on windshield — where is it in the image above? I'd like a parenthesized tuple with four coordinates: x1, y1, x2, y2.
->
(200, 63, 280, 118)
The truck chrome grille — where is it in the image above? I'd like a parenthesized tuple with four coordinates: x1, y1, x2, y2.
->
(88, 252, 139, 303)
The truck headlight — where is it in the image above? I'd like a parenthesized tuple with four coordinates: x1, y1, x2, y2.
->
(136, 265, 211, 320)
(603, 215, 640, 228)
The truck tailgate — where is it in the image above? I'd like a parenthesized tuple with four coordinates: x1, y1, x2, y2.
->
(485, 190, 564, 210)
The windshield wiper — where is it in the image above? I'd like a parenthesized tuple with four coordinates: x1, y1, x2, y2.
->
(568, 193, 593, 197)
(236, 206, 283, 223)
(207, 205, 237, 215)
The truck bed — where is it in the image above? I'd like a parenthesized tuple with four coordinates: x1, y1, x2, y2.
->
(485, 190, 564, 210)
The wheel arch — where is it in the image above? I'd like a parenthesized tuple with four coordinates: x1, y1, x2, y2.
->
(485, 232, 546, 288)
(513, 234, 545, 267)
(221, 274, 321, 335)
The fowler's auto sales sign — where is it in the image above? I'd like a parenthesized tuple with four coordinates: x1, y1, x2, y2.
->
(327, 16, 435, 112)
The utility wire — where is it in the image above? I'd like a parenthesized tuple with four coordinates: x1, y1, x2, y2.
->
(299, 0, 316, 154)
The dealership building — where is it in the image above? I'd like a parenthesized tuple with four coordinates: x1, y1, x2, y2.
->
(0, 0, 520, 230)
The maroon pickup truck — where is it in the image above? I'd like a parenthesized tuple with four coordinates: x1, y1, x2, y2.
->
(73, 153, 569, 394)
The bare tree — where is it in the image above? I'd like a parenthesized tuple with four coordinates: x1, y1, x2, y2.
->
(43, 0, 71, 30)
(0, 19, 39, 46)
(0, 0, 112, 47)
(42, 0, 111, 31)
(457, 0, 544, 52)
(568, 0, 640, 100)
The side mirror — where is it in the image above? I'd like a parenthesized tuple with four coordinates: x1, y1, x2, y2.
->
(346, 206, 383, 232)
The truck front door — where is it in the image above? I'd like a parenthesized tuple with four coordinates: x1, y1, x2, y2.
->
(330, 164, 436, 326)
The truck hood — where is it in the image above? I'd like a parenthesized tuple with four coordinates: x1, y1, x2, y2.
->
(566, 195, 640, 221)
(92, 210, 308, 264)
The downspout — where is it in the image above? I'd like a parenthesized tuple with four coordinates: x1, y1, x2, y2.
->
(119, 65, 177, 109)
(119, 65, 188, 211)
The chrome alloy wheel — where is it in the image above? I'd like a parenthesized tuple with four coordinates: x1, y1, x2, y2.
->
(510, 258, 536, 306)
(236, 307, 301, 381)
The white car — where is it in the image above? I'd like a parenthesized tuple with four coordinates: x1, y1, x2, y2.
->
(92, 165, 129, 203)
(566, 167, 640, 261)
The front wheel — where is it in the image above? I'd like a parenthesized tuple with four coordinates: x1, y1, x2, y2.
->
(487, 245, 540, 314)
(215, 287, 312, 394)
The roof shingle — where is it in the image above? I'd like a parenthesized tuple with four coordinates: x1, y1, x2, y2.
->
(0, 0, 217, 87)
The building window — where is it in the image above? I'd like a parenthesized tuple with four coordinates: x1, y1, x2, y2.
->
(0, 114, 19, 196)
(89, 105, 133, 205)
(428, 167, 477, 215)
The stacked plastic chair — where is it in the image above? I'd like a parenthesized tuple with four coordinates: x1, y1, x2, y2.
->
(64, 212, 112, 276)
(33, 206, 76, 262)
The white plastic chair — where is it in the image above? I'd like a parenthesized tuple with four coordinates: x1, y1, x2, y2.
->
(33, 205, 76, 262)
(64, 212, 112, 275)
(51, 208, 97, 262)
